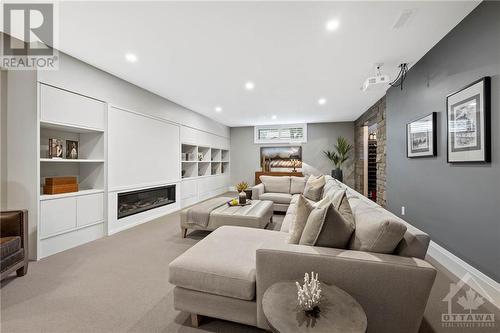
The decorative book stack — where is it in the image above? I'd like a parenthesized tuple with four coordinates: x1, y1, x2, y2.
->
(43, 177, 79, 195)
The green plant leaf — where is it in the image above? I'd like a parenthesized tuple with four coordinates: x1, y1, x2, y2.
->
(323, 137, 352, 168)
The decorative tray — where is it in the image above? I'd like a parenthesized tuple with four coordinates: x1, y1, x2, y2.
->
(227, 199, 252, 207)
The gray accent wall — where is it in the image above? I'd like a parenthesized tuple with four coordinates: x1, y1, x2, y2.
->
(386, 2, 500, 281)
(230, 122, 355, 188)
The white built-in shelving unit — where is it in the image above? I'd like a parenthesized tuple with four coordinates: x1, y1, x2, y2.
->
(181, 144, 229, 179)
(37, 83, 107, 258)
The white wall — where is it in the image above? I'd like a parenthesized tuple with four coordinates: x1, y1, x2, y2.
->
(6, 70, 38, 258)
(1, 70, 7, 209)
(37, 53, 229, 138)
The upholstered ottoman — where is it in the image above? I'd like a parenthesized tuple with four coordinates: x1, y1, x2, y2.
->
(181, 199, 273, 238)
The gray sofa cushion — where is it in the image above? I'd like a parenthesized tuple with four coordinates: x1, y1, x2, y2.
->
(259, 176, 290, 194)
(290, 176, 308, 194)
(259, 192, 293, 204)
(169, 226, 288, 301)
(303, 175, 326, 201)
(349, 200, 407, 254)
(287, 195, 314, 244)
(321, 177, 343, 198)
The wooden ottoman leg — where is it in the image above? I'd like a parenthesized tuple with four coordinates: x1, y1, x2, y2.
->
(181, 228, 188, 238)
(191, 313, 201, 327)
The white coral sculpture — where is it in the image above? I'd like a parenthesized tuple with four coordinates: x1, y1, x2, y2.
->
(296, 271, 322, 311)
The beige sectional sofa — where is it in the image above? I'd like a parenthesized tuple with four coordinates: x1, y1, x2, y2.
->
(252, 175, 307, 212)
(169, 176, 436, 333)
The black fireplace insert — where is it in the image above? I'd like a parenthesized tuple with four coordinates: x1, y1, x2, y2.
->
(118, 185, 176, 219)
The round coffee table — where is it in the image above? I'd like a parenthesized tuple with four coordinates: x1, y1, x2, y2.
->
(262, 281, 367, 333)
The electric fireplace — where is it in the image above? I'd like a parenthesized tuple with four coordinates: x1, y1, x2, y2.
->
(117, 185, 176, 219)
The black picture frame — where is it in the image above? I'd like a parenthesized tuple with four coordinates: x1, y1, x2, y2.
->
(406, 112, 437, 158)
(446, 77, 491, 163)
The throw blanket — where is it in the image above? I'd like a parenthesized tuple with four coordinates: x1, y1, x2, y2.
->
(186, 197, 229, 227)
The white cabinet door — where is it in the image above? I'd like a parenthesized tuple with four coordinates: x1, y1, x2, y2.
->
(40, 197, 77, 238)
(40, 84, 105, 130)
(77, 193, 104, 227)
(181, 179, 197, 199)
(180, 126, 197, 144)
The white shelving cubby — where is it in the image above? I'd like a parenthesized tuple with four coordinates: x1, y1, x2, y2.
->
(181, 144, 198, 162)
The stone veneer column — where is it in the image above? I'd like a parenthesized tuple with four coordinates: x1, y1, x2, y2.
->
(353, 96, 387, 207)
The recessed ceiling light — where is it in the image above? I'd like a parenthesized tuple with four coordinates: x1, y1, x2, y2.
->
(215, 106, 222, 113)
(125, 53, 137, 63)
(271, 115, 277, 120)
(245, 81, 255, 91)
(318, 98, 327, 105)
(326, 19, 340, 32)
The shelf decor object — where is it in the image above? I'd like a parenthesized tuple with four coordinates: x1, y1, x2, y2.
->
(447, 77, 491, 163)
(236, 181, 249, 204)
(296, 271, 322, 315)
(66, 140, 79, 159)
(48, 138, 63, 159)
(43, 177, 79, 195)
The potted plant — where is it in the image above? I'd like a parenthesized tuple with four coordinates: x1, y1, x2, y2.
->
(323, 136, 353, 182)
(236, 181, 250, 204)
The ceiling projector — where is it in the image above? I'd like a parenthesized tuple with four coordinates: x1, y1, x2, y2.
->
(362, 73, 390, 92)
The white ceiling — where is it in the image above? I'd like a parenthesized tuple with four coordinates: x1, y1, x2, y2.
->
(55, 1, 479, 127)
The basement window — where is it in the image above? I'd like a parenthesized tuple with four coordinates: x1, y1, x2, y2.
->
(254, 124, 307, 144)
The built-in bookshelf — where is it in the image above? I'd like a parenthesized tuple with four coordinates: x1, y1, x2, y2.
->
(181, 143, 229, 179)
(36, 83, 107, 259)
(40, 121, 105, 195)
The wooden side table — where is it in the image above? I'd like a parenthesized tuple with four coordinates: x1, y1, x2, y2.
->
(262, 281, 367, 333)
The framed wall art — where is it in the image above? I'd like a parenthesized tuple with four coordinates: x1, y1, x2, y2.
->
(407, 112, 437, 158)
(447, 77, 491, 163)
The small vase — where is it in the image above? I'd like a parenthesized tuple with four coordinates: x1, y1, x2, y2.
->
(332, 168, 343, 182)
(238, 191, 247, 205)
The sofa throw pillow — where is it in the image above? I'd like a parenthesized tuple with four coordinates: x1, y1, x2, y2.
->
(315, 194, 355, 248)
(287, 195, 314, 244)
(298, 206, 328, 245)
(336, 191, 355, 227)
(300, 192, 355, 248)
(303, 175, 326, 201)
(349, 207, 407, 254)
(290, 176, 309, 194)
(313, 195, 333, 208)
(259, 176, 290, 194)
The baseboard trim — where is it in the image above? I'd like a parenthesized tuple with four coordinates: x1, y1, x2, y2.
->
(427, 240, 500, 308)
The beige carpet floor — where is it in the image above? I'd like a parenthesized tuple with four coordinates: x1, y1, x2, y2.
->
(1, 208, 498, 333)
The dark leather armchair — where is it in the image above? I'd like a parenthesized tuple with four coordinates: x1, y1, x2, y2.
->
(1, 210, 28, 280)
